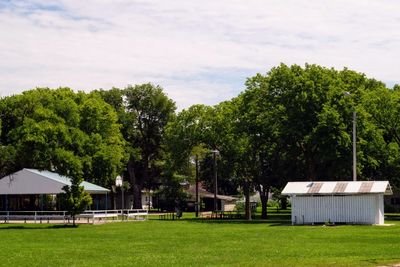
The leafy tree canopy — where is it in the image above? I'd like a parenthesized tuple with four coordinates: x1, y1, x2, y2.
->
(0, 88, 126, 187)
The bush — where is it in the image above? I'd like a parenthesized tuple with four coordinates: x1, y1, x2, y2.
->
(267, 200, 279, 208)
(235, 201, 258, 212)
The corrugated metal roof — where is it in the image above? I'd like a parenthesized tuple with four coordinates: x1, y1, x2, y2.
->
(0, 169, 110, 195)
(333, 182, 348, 193)
(358, 182, 373, 193)
(282, 181, 392, 196)
(186, 183, 238, 201)
(307, 183, 323, 193)
(26, 169, 109, 193)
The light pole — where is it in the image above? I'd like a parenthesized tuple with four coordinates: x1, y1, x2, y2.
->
(115, 175, 124, 210)
(190, 155, 200, 217)
(211, 149, 219, 211)
(345, 92, 357, 181)
(352, 110, 357, 181)
(195, 155, 200, 217)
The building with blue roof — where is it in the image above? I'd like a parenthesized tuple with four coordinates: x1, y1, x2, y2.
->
(0, 168, 110, 211)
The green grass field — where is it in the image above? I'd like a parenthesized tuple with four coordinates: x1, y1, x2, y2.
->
(1, 212, 400, 267)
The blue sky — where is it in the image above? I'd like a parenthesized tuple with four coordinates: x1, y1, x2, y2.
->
(1, 0, 399, 109)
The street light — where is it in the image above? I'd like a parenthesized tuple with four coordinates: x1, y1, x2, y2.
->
(115, 175, 124, 210)
(211, 149, 219, 211)
(345, 92, 357, 181)
(190, 155, 200, 217)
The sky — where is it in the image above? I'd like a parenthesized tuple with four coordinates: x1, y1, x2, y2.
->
(0, 0, 399, 110)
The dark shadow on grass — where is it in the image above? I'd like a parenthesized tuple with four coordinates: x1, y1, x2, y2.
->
(185, 218, 292, 226)
(0, 224, 79, 230)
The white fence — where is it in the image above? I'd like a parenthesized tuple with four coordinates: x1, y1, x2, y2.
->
(121, 209, 148, 221)
(0, 211, 68, 223)
(0, 209, 149, 224)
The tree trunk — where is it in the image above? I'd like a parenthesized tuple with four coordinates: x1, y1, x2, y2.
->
(133, 184, 142, 209)
(127, 158, 143, 209)
(72, 215, 76, 226)
(280, 197, 288, 210)
(244, 182, 252, 220)
(258, 185, 269, 219)
(307, 157, 317, 181)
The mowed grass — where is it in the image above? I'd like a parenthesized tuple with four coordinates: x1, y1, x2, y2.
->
(1, 212, 400, 267)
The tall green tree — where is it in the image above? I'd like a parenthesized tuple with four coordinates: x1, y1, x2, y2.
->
(95, 84, 176, 209)
(0, 88, 126, 190)
(124, 84, 176, 208)
(361, 87, 400, 188)
(244, 64, 385, 183)
(236, 87, 282, 219)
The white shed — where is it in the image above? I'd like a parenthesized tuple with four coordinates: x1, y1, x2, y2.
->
(282, 181, 392, 225)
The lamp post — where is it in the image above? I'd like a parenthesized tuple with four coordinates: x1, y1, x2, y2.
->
(195, 155, 199, 217)
(190, 155, 200, 217)
(211, 149, 219, 211)
(345, 92, 357, 181)
(352, 110, 357, 181)
(115, 175, 124, 210)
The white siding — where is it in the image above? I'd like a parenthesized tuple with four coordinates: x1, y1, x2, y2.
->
(222, 203, 236, 212)
(291, 194, 383, 225)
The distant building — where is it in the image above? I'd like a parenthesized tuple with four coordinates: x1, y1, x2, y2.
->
(185, 183, 238, 211)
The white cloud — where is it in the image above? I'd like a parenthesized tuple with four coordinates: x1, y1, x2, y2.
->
(0, 0, 400, 109)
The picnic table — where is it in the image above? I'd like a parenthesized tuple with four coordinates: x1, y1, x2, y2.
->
(199, 210, 242, 219)
(159, 211, 181, 220)
(212, 210, 242, 219)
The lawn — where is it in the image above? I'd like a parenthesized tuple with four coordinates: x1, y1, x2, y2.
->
(1, 212, 400, 267)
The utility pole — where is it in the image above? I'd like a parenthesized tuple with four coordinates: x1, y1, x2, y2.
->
(212, 150, 219, 211)
(195, 155, 199, 217)
(345, 92, 357, 182)
(353, 110, 357, 181)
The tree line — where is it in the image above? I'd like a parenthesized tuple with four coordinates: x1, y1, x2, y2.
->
(1, 63, 399, 219)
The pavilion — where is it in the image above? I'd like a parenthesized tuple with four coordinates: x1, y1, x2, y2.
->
(0, 168, 110, 211)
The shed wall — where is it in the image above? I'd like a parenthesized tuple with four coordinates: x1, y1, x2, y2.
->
(291, 194, 383, 225)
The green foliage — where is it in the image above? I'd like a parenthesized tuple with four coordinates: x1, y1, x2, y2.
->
(242, 64, 389, 183)
(58, 182, 92, 225)
(267, 200, 279, 208)
(165, 104, 214, 172)
(235, 201, 258, 212)
(3, 63, 400, 214)
(166, 63, 400, 219)
(0, 88, 126, 188)
(154, 173, 188, 211)
(96, 84, 176, 208)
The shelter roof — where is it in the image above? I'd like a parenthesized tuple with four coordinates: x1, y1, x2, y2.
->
(186, 183, 238, 201)
(282, 181, 392, 196)
(0, 168, 110, 195)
